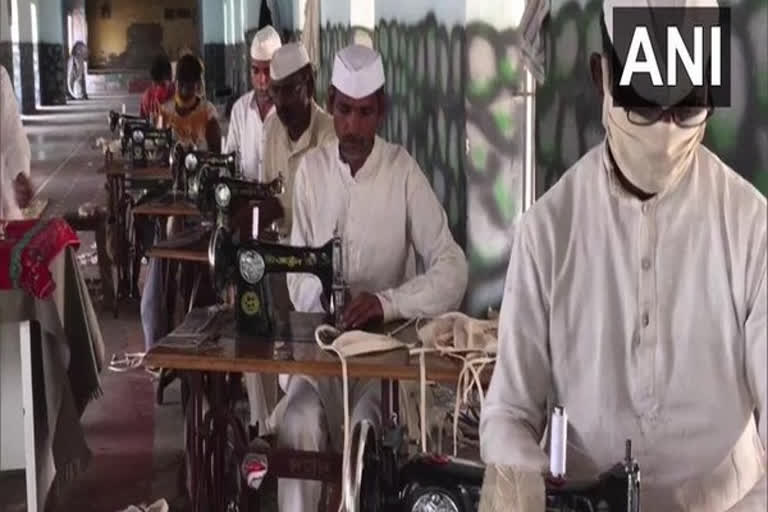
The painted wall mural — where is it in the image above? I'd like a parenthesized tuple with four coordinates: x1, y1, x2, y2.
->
(537, 0, 768, 196)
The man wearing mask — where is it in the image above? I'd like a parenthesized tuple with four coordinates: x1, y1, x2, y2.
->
(478, 1, 766, 511)
(279, 44, 469, 511)
(0, 65, 33, 221)
(225, 26, 281, 181)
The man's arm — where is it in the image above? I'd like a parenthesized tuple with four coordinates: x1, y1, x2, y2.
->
(224, 98, 242, 155)
(479, 223, 551, 471)
(286, 161, 324, 313)
(374, 164, 468, 321)
(727, 261, 767, 511)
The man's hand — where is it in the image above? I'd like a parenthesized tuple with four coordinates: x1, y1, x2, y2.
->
(14, 173, 33, 209)
(340, 292, 383, 330)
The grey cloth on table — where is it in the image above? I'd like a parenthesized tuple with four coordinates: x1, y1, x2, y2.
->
(0, 248, 105, 509)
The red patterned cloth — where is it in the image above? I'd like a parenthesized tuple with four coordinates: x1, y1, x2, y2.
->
(0, 218, 80, 299)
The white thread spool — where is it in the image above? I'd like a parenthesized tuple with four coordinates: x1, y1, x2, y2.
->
(121, 103, 126, 114)
(251, 206, 259, 240)
(221, 136, 226, 152)
(549, 406, 567, 478)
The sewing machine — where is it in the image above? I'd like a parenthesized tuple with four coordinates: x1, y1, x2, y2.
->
(126, 126, 173, 169)
(107, 110, 150, 157)
(207, 225, 347, 338)
(343, 403, 641, 512)
(197, 174, 284, 229)
(179, 149, 239, 203)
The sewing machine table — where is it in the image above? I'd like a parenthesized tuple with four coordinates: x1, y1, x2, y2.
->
(145, 315, 478, 512)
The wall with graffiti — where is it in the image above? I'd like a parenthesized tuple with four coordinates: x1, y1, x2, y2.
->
(537, 0, 768, 196)
(317, 0, 766, 314)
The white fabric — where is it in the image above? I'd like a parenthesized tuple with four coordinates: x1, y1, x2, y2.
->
(250, 25, 281, 61)
(269, 42, 310, 81)
(331, 45, 385, 100)
(0, 65, 31, 220)
(601, 57, 706, 194)
(413, 313, 498, 455)
(314, 324, 410, 512)
(288, 136, 468, 322)
(225, 91, 274, 181)
(302, 0, 321, 67)
(480, 140, 767, 510)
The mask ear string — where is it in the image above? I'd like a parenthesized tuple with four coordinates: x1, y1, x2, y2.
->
(315, 325, 348, 512)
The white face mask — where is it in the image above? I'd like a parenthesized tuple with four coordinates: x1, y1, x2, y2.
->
(317, 327, 409, 358)
(601, 57, 706, 194)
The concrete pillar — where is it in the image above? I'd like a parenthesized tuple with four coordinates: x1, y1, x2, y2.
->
(36, 0, 67, 106)
(0, 0, 12, 78)
(200, 0, 225, 99)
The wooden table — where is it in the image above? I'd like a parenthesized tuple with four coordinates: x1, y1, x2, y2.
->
(145, 230, 209, 263)
(145, 316, 476, 512)
(102, 159, 176, 313)
(132, 195, 200, 217)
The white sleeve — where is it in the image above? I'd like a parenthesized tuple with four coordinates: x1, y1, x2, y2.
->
(374, 162, 468, 321)
(727, 260, 767, 511)
(224, 99, 242, 155)
(0, 66, 31, 179)
(286, 161, 325, 313)
(479, 222, 551, 471)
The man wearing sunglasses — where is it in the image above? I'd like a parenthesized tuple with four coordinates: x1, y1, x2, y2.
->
(225, 26, 282, 182)
(479, 0, 766, 510)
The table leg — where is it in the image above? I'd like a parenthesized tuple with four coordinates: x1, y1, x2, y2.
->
(18, 321, 39, 512)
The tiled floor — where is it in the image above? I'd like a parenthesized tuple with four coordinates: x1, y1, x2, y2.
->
(2, 94, 187, 512)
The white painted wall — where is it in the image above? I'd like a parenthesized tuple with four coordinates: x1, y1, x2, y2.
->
(321, 0, 350, 26)
(0, 0, 11, 42)
(202, 0, 224, 43)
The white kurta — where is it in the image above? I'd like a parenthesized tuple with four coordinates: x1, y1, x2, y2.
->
(0, 65, 31, 220)
(225, 91, 274, 182)
(287, 136, 468, 322)
(480, 141, 767, 511)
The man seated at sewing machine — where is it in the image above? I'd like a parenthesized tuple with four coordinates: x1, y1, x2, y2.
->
(276, 44, 469, 511)
(224, 26, 281, 182)
(157, 54, 221, 152)
(478, 0, 766, 510)
(240, 41, 337, 440)
(141, 54, 223, 355)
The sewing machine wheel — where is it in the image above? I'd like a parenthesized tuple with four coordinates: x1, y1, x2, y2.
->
(403, 486, 462, 512)
(208, 225, 234, 293)
(348, 420, 384, 512)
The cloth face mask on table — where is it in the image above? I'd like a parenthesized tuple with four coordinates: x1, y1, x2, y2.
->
(314, 324, 412, 512)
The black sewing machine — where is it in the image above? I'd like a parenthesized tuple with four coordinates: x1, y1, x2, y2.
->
(348, 421, 640, 512)
(180, 149, 239, 203)
(207, 225, 347, 338)
(107, 110, 151, 157)
(197, 174, 284, 228)
(126, 126, 173, 168)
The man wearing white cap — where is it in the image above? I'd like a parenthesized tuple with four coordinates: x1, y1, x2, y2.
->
(225, 26, 281, 182)
(479, 0, 766, 510)
(278, 44, 468, 511)
(260, 42, 335, 239)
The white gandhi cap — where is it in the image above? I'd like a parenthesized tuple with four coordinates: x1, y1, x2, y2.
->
(270, 42, 310, 81)
(331, 45, 385, 99)
(251, 26, 282, 61)
(602, 0, 720, 45)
